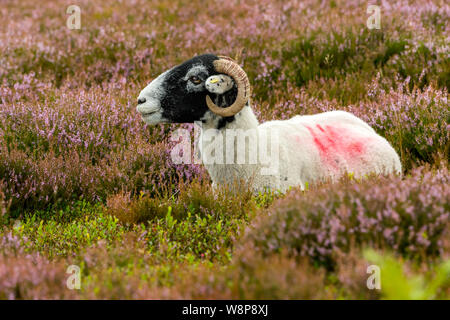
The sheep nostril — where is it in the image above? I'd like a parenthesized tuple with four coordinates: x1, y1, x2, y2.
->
(137, 97, 146, 104)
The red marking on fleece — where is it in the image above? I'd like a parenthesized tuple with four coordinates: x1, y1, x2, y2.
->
(316, 124, 325, 132)
(304, 124, 367, 171)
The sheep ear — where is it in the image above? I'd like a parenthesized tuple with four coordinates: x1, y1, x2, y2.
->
(205, 75, 235, 95)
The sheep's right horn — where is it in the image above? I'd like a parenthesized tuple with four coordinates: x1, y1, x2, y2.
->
(206, 57, 251, 117)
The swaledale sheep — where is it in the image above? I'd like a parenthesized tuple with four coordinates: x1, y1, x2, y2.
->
(137, 54, 401, 192)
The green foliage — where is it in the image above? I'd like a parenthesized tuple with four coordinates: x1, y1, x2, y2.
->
(364, 249, 450, 299)
(106, 181, 257, 262)
(9, 201, 126, 258)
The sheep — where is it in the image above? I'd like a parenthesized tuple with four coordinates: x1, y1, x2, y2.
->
(136, 54, 402, 192)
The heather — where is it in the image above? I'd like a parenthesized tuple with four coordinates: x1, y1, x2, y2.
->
(241, 166, 449, 268)
(0, 0, 449, 299)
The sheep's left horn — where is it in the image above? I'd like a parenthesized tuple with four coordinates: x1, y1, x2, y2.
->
(206, 57, 251, 117)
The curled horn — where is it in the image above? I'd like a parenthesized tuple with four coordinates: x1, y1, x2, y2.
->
(205, 56, 251, 117)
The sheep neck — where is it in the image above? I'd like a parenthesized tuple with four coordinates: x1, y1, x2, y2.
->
(200, 104, 259, 132)
(198, 104, 261, 184)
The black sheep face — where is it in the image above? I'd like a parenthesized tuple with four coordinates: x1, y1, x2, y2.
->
(136, 53, 237, 125)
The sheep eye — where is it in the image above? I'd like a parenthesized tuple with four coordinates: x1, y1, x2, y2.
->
(189, 76, 202, 85)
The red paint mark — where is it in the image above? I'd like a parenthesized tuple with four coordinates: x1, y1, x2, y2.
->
(348, 142, 364, 154)
(306, 126, 327, 153)
(303, 124, 368, 171)
(316, 124, 325, 132)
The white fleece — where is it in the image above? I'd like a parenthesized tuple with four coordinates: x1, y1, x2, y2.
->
(199, 106, 402, 192)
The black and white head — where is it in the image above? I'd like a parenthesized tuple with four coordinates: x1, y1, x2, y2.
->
(136, 54, 251, 126)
